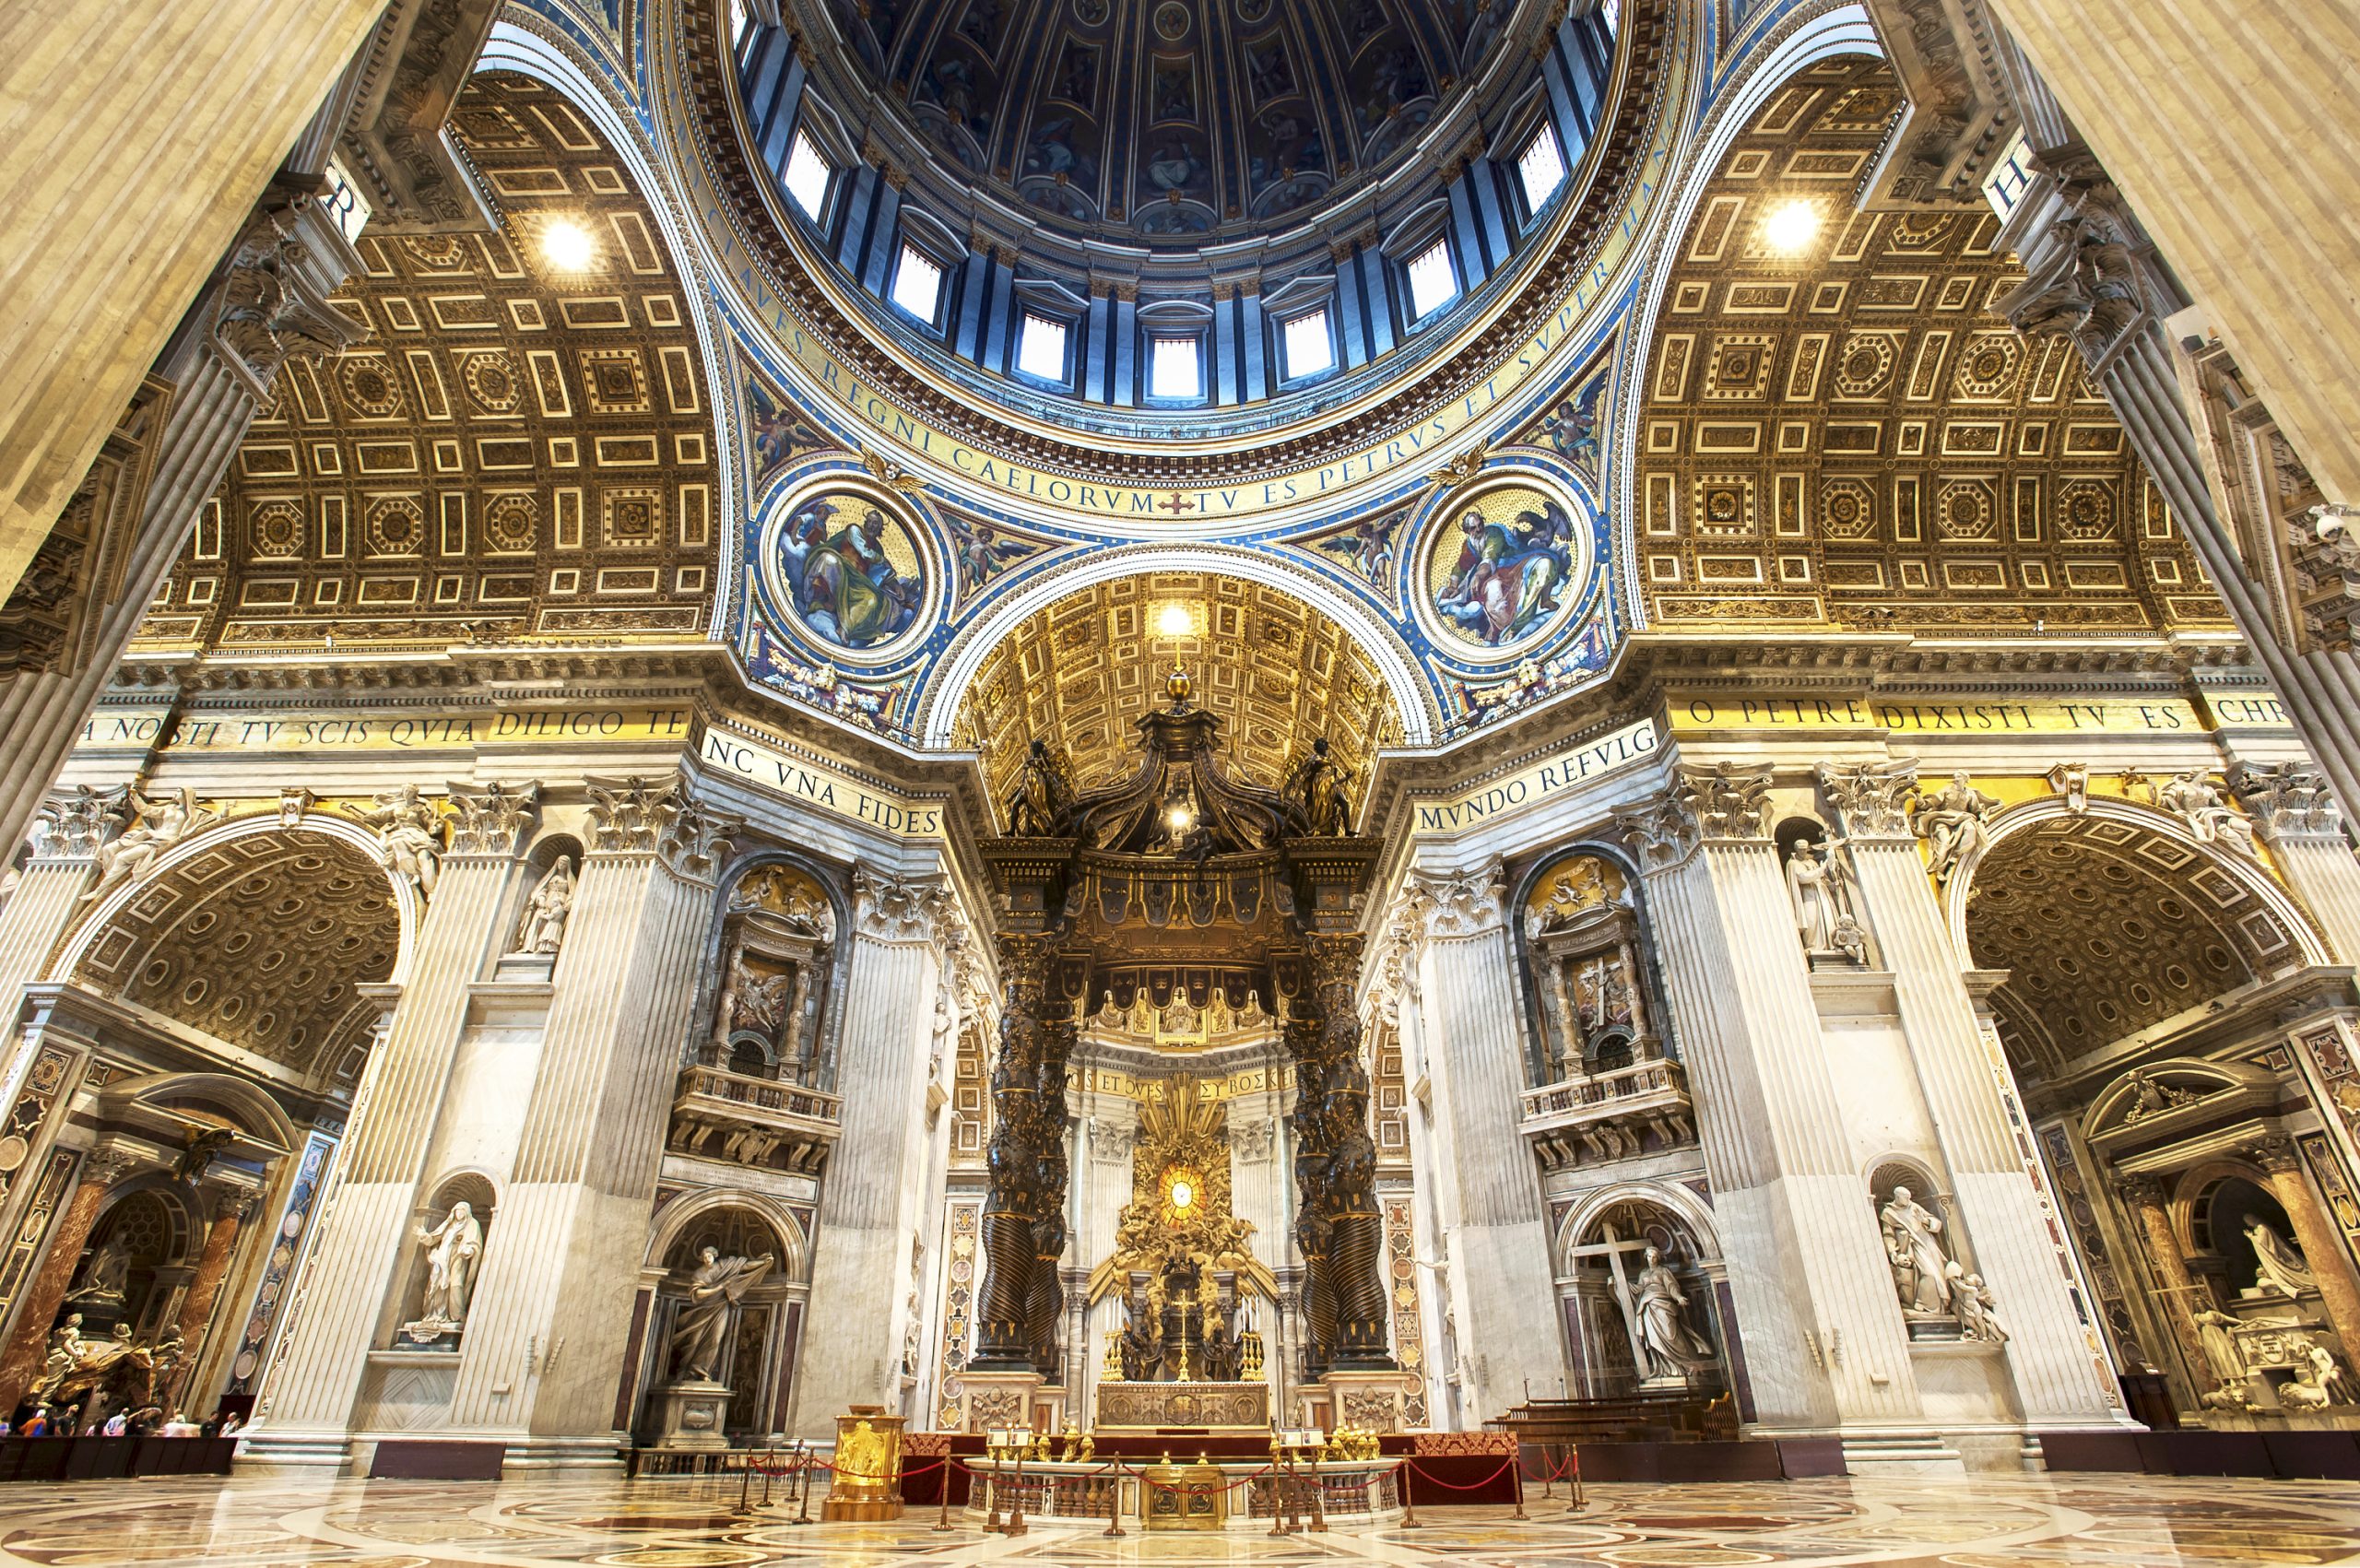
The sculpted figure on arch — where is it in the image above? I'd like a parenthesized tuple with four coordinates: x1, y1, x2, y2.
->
(1911, 772, 1998, 884)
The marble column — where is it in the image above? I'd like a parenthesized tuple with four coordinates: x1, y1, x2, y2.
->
(0, 0, 383, 603)
(2120, 1174, 2212, 1401)
(1615, 768, 1925, 1439)
(445, 779, 730, 1452)
(1981, 0, 2360, 511)
(2246, 1135, 2360, 1363)
(0, 191, 364, 862)
(787, 868, 959, 1434)
(1822, 760, 2126, 1426)
(176, 1191, 254, 1354)
(0, 1145, 141, 1410)
(254, 784, 536, 1442)
(1381, 863, 1548, 1415)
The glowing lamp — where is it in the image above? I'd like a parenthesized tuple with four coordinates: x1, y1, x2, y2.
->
(1761, 198, 1820, 254)
(540, 218, 599, 270)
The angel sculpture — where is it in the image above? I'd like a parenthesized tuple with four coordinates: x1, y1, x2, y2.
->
(1911, 772, 1999, 884)
(1004, 738, 1075, 836)
(348, 784, 445, 897)
(85, 787, 215, 902)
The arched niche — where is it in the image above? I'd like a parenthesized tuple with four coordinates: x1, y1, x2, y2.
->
(382, 1172, 496, 1351)
(1553, 1189, 1730, 1409)
(640, 1199, 805, 1444)
(1517, 846, 1660, 1086)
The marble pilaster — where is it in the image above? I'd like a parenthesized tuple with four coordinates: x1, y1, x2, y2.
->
(443, 780, 729, 1453)
(1614, 770, 1925, 1439)
(253, 784, 532, 1444)
(1383, 858, 1557, 1420)
(0, 192, 364, 861)
(2229, 765, 2360, 963)
(1821, 761, 2126, 1428)
(787, 867, 959, 1435)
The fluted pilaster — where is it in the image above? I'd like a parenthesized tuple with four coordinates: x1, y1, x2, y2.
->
(1616, 769, 1920, 1432)
(789, 866, 958, 1435)
(444, 780, 727, 1441)
(1383, 858, 1547, 1411)
(1822, 761, 2125, 1426)
(254, 786, 532, 1439)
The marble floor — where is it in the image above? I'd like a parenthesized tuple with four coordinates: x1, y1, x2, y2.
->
(0, 1472, 2356, 1568)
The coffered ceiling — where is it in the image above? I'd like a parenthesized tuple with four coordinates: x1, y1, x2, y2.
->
(1964, 812, 2296, 1079)
(132, 71, 719, 655)
(951, 571, 1402, 818)
(1634, 53, 2230, 637)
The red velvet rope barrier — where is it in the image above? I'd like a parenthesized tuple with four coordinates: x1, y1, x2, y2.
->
(1401, 1456, 1519, 1491)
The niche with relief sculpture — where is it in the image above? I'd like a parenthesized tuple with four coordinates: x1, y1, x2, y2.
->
(1522, 852, 1659, 1082)
(707, 864, 838, 1083)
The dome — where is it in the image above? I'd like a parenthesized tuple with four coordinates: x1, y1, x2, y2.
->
(832, 0, 1504, 246)
(720, 0, 1633, 425)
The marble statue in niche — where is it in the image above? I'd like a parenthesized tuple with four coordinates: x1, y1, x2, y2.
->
(1625, 1244, 1717, 1381)
(510, 856, 575, 956)
(1880, 1185, 1955, 1321)
(402, 1201, 483, 1344)
(1945, 1261, 2008, 1342)
(2244, 1212, 2316, 1299)
(1786, 835, 1867, 967)
(669, 1246, 774, 1384)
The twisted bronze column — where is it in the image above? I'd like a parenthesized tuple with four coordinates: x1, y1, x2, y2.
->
(974, 934, 1057, 1371)
(1286, 935, 1396, 1373)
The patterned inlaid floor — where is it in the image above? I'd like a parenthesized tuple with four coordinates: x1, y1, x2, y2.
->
(1, 1473, 2357, 1567)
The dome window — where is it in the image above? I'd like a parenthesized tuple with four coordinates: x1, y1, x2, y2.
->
(1150, 336, 1202, 400)
(891, 245, 944, 326)
(1017, 312, 1070, 383)
(1406, 238, 1458, 321)
(1517, 125, 1567, 213)
(783, 129, 833, 223)
(1281, 309, 1335, 380)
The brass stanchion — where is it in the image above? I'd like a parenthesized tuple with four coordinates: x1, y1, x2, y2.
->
(734, 1453, 755, 1518)
(1511, 1450, 1528, 1520)
(1269, 1455, 1293, 1536)
(790, 1446, 815, 1526)
(1103, 1464, 1127, 1537)
(1566, 1444, 1585, 1514)
(1006, 1451, 1028, 1536)
(1308, 1459, 1328, 1533)
(933, 1457, 954, 1531)
(1398, 1460, 1422, 1529)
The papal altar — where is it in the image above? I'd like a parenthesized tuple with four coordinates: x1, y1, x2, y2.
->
(962, 1455, 1404, 1531)
(1093, 1379, 1269, 1430)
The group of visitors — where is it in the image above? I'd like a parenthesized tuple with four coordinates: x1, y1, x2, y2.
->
(0, 1404, 240, 1440)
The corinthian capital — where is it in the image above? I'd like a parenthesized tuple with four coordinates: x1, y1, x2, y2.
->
(1398, 857, 1507, 944)
(1613, 793, 1701, 872)
(446, 780, 541, 857)
(1818, 760, 1921, 840)
(851, 867, 961, 949)
(208, 196, 366, 400)
(2227, 761, 2343, 843)
(659, 796, 738, 884)
(32, 785, 124, 861)
(585, 776, 681, 855)
(1677, 761, 1776, 843)
(2240, 1134, 2303, 1176)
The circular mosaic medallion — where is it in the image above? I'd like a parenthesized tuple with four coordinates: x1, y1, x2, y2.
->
(761, 481, 938, 663)
(1413, 477, 1590, 660)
